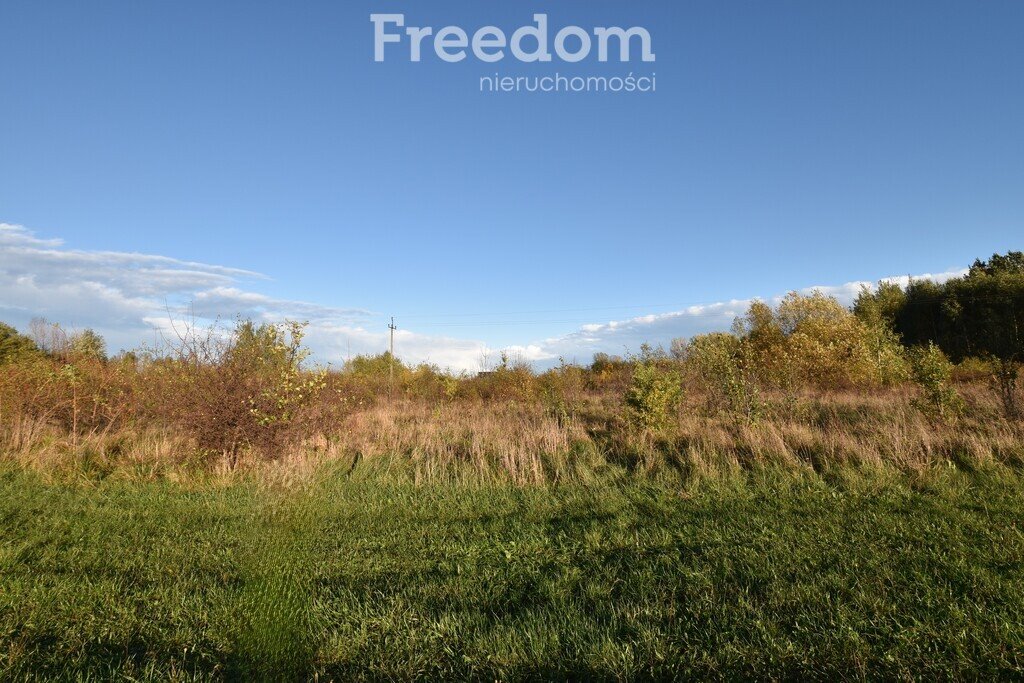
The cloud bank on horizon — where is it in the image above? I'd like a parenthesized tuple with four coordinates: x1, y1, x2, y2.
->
(1, 222, 967, 372)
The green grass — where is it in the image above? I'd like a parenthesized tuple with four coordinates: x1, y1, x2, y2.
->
(1, 465, 1023, 680)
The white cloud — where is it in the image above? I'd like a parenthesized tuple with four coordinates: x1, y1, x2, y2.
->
(0, 222, 496, 372)
(0, 222, 970, 373)
(518, 271, 969, 366)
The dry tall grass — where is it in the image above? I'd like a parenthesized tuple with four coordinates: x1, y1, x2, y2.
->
(2, 312, 1021, 484)
(3, 371, 1021, 485)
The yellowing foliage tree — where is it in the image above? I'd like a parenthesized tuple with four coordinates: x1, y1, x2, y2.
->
(726, 293, 909, 391)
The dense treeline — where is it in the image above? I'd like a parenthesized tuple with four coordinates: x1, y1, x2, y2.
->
(0, 252, 1021, 481)
(855, 251, 1024, 417)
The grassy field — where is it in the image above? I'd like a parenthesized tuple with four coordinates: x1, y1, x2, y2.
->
(1, 464, 1022, 681)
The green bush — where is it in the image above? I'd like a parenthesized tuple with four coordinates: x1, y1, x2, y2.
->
(625, 347, 682, 431)
(70, 329, 107, 362)
(471, 352, 536, 402)
(538, 359, 586, 426)
(0, 322, 42, 365)
(726, 293, 909, 391)
(681, 333, 763, 421)
(909, 343, 964, 419)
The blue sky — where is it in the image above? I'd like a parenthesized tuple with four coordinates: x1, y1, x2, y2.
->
(2, 1, 1022, 370)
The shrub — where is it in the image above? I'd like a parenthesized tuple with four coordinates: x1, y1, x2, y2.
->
(538, 359, 586, 426)
(729, 292, 908, 390)
(148, 320, 325, 462)
(0, 355, 66, 448)
(70, 329, 107, 362)
(854, 285, 914, 386)
(624, 347, 682, 431)
(406, 363, 449, 402)
(471, 352, 536, 402)
(0, 323, 42, 365)
(732, 300, 794, 390)
(0, 347, 134, 449)
(860, 318, 911, 386)
(345, 352, 407, 380)
(242, 321, 327, 431)
(954, 356, 997, 382)
(682, 333, 763, 421)
(778, 293, 878, 388)
(589, 352, 630, 391)
(441, 374, 460, 402)
(991, 358, 1020, 420)
(909, 343, 964, 419)
(339, 352, 408, 405)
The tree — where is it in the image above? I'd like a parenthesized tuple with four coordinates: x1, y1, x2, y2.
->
(70, 329, 107, 362)
(857, 252, 1024, 418)
(854, 281, 906, 330)
(969, 251, 1024, 277)
(775, 291, 848, 336)
(0, 322, 42, 364)
(682, 333, 763, 420)
(731, 292, 905, 389)
(732, 300, 791, 389)
(944, 269, 1024, 418)
(29, 317, 70, 358)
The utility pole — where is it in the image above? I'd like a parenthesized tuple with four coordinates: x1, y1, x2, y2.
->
(388, 317, 397, 399)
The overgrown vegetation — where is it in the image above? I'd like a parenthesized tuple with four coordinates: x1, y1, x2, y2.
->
(1, 252, 1023, 678)
(624, 345, 682, 432)
(857, 250, 1024, 418)
(908, 342, 964, 419)
(0, 252, 1022, 483)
